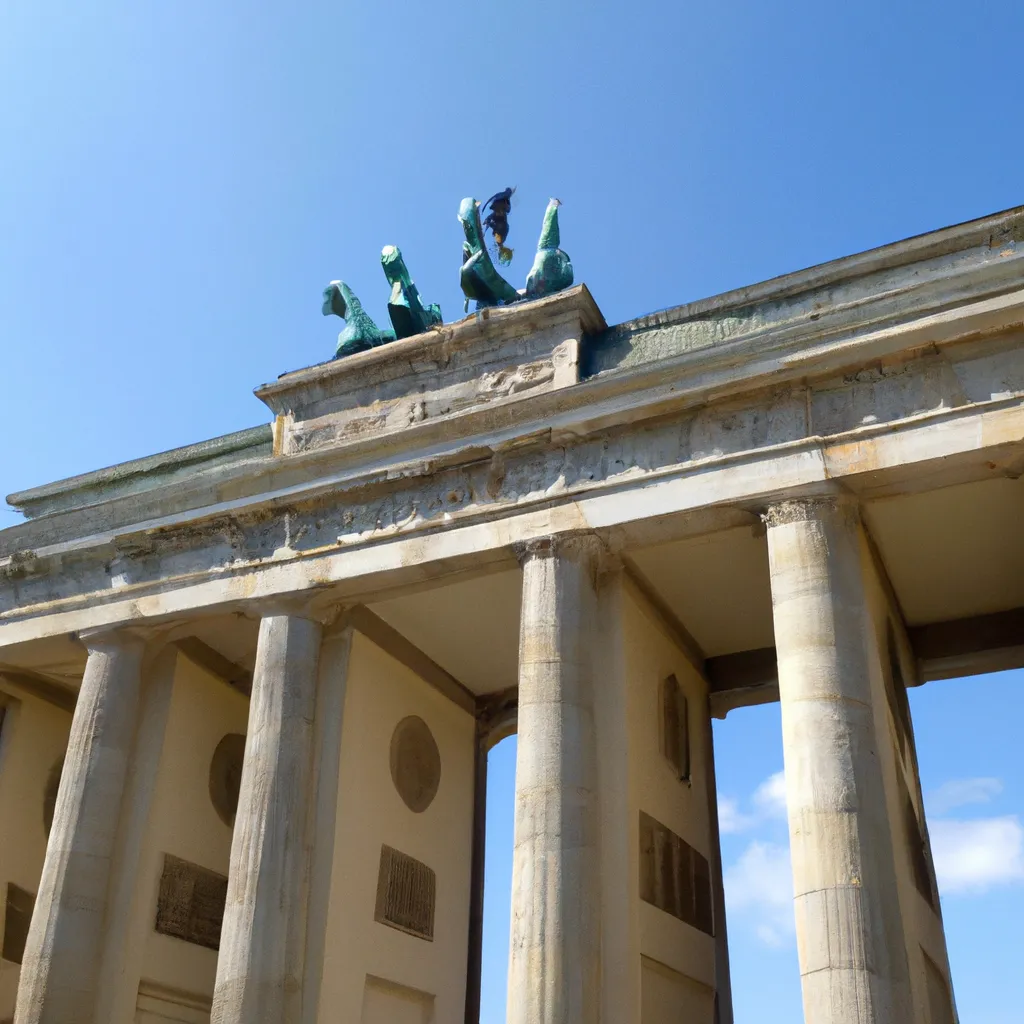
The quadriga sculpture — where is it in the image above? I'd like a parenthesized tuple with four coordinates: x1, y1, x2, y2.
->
(525, 199, 573, 300)
(324, 193, 574, 359)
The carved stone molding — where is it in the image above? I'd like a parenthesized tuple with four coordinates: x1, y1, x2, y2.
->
(242, 593, 345, 627)
(75, 623, 183, 675)
(74, 624, 149, 656)
(513, 531, 606, 568)
(761, 495, 859, 529)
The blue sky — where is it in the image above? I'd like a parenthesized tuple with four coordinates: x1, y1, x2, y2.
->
(483, 671, 1024, 1023)
(2, 1, 1022, 1020)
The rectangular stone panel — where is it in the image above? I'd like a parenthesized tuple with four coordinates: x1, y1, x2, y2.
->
(882, 621, 914, 767)
(135, 980, 211, 1024)
(660, 674, 690, 781)
(640, 954, 715, 1024)
(374, 845, 435, 941)
(361, 975, 434, 1024)
(155, 855, 227, 951)
(639, 812, 714, 936)
(898, 773, 939, 910)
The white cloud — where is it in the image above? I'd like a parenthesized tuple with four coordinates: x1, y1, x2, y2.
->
(724, 840, 794, 946)
(719, 773, 1022, 952)
(927, 777, 1003, 815)
(755, 923, 788, 948)
(718, 770, 788, 834)
(752, 771, 788, 819)
(718, 796, 757, 834)
(725, 840, 793, 909)
(930, 816, 1024, 894)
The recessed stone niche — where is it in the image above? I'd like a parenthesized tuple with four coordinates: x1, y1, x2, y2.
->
(389, 716, 441, 813)
(209, 733, 246, 827)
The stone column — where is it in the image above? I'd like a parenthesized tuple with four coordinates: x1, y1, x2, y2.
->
(15, 628, 146, 1024)
(211, 612, 323, 1024)
(95, 644, 178, 1024)
(508, 536, 601, 1024)
(764, 498, 911, 1023)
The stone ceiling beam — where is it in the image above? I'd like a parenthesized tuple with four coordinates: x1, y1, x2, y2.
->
(707, 605, 1024, 717)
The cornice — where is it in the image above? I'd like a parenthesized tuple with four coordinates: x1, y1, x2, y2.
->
(3, 277, 1021, 567)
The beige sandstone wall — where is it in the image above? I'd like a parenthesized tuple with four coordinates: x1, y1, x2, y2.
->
(317, 631, 475, 1024)
(858, 534, 957, 1024)
(621, 587, 717, 1023)
(0, 686, 71, 1020)
(110, 654, 248, 1022)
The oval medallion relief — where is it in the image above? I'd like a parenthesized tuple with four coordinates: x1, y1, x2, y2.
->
(389, 716, 441, 813)
(209, 733, 246, 827)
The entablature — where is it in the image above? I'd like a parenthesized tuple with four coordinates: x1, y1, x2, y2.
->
(2, 207, 1024, 646)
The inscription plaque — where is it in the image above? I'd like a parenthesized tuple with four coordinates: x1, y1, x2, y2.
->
(639, 811, 714, 936)
(155, 854, 228, 951)
(375, 844, 436, 940)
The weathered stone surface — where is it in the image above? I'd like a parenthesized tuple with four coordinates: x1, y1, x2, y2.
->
(257, 285, 602, 457)
(583, 210, 1024, 377)
(765, 499, 912, 1024)
(14, 630, 145, 1024)
(1, 201, 1016, 1024)
(7, 426, 272, 522)
(211, 614, 322, 1024)
(155, 855, 228, 950)
(508, 536, 601, 1024)
(2, 317, 1021, 644)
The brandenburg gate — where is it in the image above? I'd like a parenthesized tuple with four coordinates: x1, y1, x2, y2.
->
(1, 198, 1021, 1023)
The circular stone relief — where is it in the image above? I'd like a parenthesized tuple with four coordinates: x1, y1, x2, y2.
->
(209, 733, 246, 827)
(389, 716, 441, 813)
(43, 757, 64, 838)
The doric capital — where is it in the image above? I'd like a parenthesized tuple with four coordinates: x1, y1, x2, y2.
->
(761, 495, 860, 529)
(513, 531, 607, 568)
(75, 624, 151, 656)
(243, 592, 344, 627)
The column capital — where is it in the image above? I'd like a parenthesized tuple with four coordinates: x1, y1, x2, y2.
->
(241, 593, 345, 627)
(513, 531, 607, 568)
(761, 494, 860, 529)
(74, 624, 150, 655)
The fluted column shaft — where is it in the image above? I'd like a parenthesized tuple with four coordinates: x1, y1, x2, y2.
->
(15, 630, 145, 1024)
(507, 537, 600, 1024)
(764, 499, 911, 1023)
(212, 613, 323, 1024)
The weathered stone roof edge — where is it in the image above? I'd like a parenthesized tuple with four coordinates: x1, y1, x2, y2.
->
(602, 202, 1024, 337)
(6, 203, 1021, 524)
(7, 424, 273, 520)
